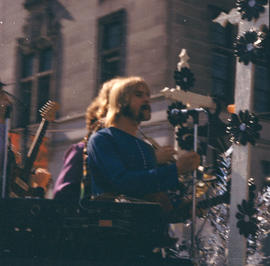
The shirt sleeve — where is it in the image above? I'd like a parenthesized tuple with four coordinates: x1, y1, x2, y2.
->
(53, 143, 83, 198)
(87, 132, 179, 196)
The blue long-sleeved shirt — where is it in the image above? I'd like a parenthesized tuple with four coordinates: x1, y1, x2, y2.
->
(87, 127, 179, 198)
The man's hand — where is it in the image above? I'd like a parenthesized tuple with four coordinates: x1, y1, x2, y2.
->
(155, 146, 176, 164)
(176, 151, 200, 175)
(30, 168, 52, 192)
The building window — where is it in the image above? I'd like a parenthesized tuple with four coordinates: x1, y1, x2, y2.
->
(16, 1, 60, 128)
(209, 5, 236, 105)
(253, 62, 270, 115)
(18, 47, 53, 126)
(97, 9, 126, 86)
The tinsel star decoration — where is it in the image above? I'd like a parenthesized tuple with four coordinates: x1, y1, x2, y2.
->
(236, 178, 258, 238)
(174, 67, 195, 91)
(167, 101, 187, 127)
(236, 0, 268, 21)
(226, 110, 262, 145)
(176, 126, 194, 151)
(234, 29, 265, 65)
(176, 125, 209, 154)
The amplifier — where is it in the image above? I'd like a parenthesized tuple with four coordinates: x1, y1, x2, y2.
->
(0, 198, 169, 260)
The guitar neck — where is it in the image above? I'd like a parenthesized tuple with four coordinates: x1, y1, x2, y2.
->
(22, 118, 48, 181)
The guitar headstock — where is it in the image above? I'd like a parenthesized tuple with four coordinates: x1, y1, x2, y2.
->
(39, 100, 59, 122)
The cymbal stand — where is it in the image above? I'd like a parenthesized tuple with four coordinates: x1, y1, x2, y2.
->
(1, 106, 12, 199)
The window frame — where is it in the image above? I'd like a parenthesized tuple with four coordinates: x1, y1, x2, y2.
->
(208, 5, 236, 105)
(18, 47, 54, 126)
(97, 9, 126, 91)
(252, 35, 270, 116)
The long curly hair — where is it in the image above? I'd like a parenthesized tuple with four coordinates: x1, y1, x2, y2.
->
(105, 76, 149, 127)
(85, 77, 123, 135)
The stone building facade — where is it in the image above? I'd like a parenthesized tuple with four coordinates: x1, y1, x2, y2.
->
(0, 0, 269, 197)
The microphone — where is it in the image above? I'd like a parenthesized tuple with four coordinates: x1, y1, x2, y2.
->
(170, 107, 206, 116)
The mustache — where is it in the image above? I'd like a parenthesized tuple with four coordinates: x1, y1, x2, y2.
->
(141, 104, 151, 112)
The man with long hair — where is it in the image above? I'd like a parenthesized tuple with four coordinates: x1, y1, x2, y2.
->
(87, 76, 200, 220)
(53, 77, 177, 200)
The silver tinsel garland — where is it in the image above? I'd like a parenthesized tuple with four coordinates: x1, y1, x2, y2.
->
(169, 145, 270, 265)
(194, 182, 270, 265)
(246, 186, 270, 265)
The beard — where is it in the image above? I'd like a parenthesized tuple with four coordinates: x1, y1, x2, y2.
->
(122, 104, 151, 122)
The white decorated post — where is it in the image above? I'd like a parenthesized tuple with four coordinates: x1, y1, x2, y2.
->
(214, 3, 269, 265)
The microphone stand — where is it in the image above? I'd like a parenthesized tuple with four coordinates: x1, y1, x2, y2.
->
(189, 110, 199, 265)
(1, 105, 12, 199)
